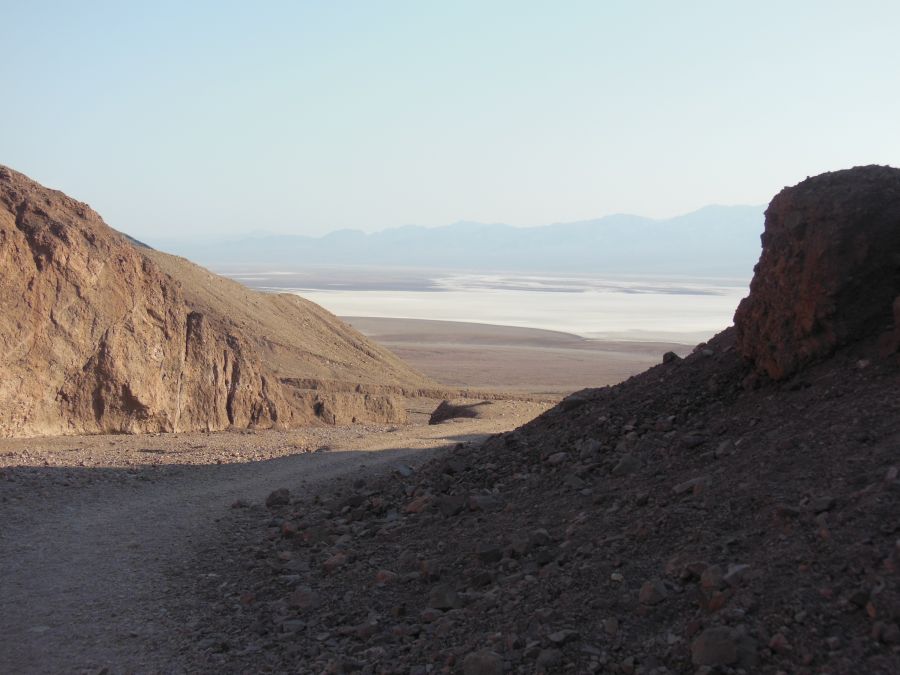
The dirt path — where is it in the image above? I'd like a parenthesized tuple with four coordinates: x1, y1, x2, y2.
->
(0, 407, 547, 674)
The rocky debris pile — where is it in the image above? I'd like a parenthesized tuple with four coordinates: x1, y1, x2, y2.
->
(180, 167, 900, 674)
(0, 166, 429, 436)
(735, 165, 900, 380)
(188, 326, 900, 674)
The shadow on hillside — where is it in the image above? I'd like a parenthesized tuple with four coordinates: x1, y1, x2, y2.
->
(0, 434, 491, 504)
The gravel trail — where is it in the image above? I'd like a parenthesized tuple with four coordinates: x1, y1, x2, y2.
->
(0, 444, 443, 674)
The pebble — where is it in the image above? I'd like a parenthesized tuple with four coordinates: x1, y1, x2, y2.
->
(428, 584, 461, 610)
(536, 648, 563, 669)
(463, 649, 503, 675)
(673, 475, 709, 495)
(700, 565, 724, 590)
(612, 454, 641, 476)
(265, 488, 291, 508)
(691, 627, 738, 667)
(546, 452, 569, 466)
(323, 552, 348, 574)
(374, 569, 398, 586)
(548, 629, 580, 645)
(638, 580, 668, 605)
(723, 563, 751, 587)
(395, 464, 415, 477)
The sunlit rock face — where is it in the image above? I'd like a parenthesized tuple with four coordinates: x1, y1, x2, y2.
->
(0, 165, 412, 437)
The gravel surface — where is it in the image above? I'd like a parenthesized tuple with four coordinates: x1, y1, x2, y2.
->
(0, 403, 547, 674)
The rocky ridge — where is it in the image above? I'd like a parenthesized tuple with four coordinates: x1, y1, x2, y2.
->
(0, 165, 437, 437)
(184, 167, 900, 674)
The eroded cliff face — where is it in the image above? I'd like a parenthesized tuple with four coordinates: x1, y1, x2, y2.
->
(0, 166, 409, 436)
(734, 165, 900, 379)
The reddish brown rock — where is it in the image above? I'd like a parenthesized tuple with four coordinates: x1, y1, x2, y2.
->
(735, 165, 900, 379)
(322, 552, 348, 574)
(0, 165, 433, 436)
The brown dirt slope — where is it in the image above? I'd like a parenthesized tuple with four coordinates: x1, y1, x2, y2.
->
(0, 165, 437, 437)
(190, 166, 900, 674)
(143, 250, 431, 389)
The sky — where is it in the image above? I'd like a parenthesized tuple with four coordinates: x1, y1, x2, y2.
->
(1, 1, 899, 240)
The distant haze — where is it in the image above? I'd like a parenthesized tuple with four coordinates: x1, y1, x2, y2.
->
(150, 204, 763, 277)
(2, 4, 898, 240)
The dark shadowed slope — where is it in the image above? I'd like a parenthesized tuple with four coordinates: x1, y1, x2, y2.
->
(193, 166, 900, 674)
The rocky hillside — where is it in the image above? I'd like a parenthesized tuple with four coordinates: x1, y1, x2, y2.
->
(187, 166, 900, 674)
(0, 165, 437, 437)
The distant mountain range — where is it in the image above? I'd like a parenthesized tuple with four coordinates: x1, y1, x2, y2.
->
(149, 205, 764, 277)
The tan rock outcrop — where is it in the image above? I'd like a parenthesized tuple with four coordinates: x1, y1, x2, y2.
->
(0, 165, 432, 436)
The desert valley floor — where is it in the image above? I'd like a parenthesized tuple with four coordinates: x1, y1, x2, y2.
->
(344, 318, 688, 396)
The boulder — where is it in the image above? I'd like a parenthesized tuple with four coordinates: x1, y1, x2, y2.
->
(735, 165, 900, 379)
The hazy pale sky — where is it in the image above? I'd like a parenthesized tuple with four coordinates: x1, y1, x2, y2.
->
(2, 1, 898, 238)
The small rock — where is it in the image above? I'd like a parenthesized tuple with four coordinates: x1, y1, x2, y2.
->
(278, 619, 306, 634)
(691, 627, 738, 667)
(662, 351, 681, 364)
(374, 569, 398, 586)
(436, 495, 466, 517)
(564, 474, 586, 490)
(880, 623, 900, 644)
(265, 488, 291, 508)
(420, 608, 442, 623)
(673, 476, 709, 495)
(395, 464, 415, 478)
(530, 529, 551, 547)
(810, 496, 836, 513)
(548, 629, 580, 645)
(323, 552, 348, 574)
(507, 534, 530, 557)
(639, 580, 668, 605)
(700, 565, 725, 590)
(463, 649, 503, 675)
(775, 504, 802, 519)
(404, 496, 430, 513)
(577, 438, 602, 459)
(468, 494, 500, 512)
(428, 584, 461, 610)
(768, 632, 791, 654)
(612, 454, 641, 476)
(287, 586, 320, 610)
(443, 457, 469, 475)
(681, 433, 707, 448)
(536, 648, 563, 669)
(546, 452, 569, 466)
(476, 543, 503, 564)
(723, 564, 751, 587)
